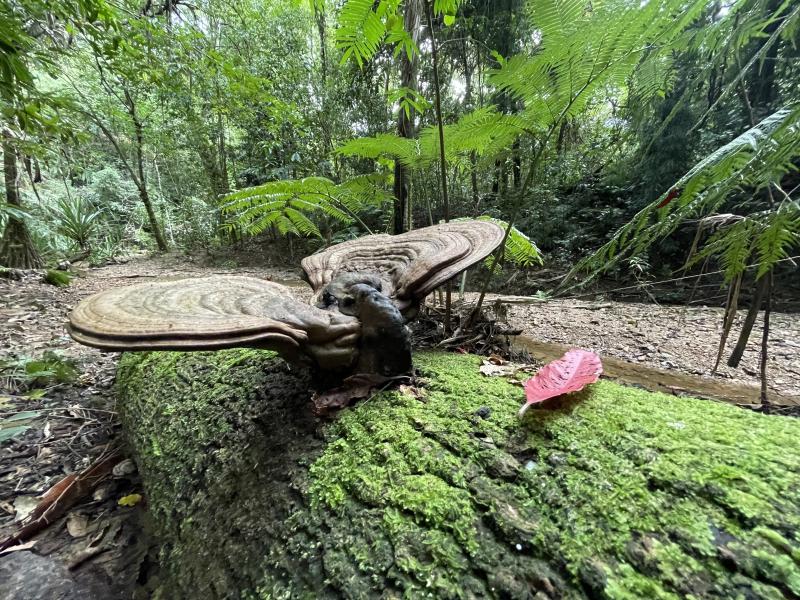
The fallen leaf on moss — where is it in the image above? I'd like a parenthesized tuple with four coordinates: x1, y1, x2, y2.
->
(479, 363, 507, 376)
(117, 494, 142, 507)
(520, 349, 603, 416)
(399, 384, 425, 401)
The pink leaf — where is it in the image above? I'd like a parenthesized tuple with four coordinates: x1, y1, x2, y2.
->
(520, 349, 603, 416)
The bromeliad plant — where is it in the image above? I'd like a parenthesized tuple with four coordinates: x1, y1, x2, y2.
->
(50, 195, 104, 252)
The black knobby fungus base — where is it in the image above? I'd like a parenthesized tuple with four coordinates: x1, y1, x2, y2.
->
(319, 273, 412, 377)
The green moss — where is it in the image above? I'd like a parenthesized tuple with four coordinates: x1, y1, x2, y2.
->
(43, 268, 71, 286)
(118, 349, 800, 599)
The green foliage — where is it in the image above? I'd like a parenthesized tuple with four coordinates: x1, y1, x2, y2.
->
(338, 107, 528, 168)
(1, 0, 795, 288)
(0, 410, 42, 443)
(0, 0, 116, 135)
(0, 202, 28, 233)
(0, 351, 79, 393)
(43, 268, 71, 287)
(388, 87, 431, 120)
(575, 106, 800, 282)
(336, 0, 464, 66)
(470, 216, 543, 267)
(338, 133, 420, 166)
(487, 0, 707, 134)
(220, 175, 391, 239)
(49, 195, 103, 248)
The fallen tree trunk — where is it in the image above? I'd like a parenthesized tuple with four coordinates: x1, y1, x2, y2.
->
(117, 350, 800, 599)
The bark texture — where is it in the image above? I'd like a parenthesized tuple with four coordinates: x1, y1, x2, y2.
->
(1, 137, 42, 268)
(117, 350, 800, 599)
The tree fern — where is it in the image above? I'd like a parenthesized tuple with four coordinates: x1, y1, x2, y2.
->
(340, 0, 714, 184)
(220, 176, 391, 239)
(572, 105, 800, 282)
(337, 107, 527, 169)
(335, 0, 395, 67)
(337, 133, 419, 166)
(474, 216, 543, 267)
(335, 0, 462, 66)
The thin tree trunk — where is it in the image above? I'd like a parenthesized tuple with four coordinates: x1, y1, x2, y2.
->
(759, 271, 773, 404)
(131, 111, 168, 251)
(393, 0, 421, 234)
(0, 135, 42, 268)
(426, 2, 448, 223)
(217, 113, 229, 195)
(425, 1, 452, 331)
(727, 274, 770, 368)
(461, 40, 479, 211)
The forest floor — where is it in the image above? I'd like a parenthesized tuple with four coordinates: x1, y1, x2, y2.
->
(1, 251, 799, 597)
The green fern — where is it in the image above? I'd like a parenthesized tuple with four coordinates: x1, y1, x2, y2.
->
(220, 176, 391, 239)
(491, 220, 542, 268)
(339, 0, 713, 183)
(335, 0, 394, 67)
(756, 209, 800, 279)
(337, 133, 420, 166)
(465, 216, 543, 267)
(573, 105, 800, 282)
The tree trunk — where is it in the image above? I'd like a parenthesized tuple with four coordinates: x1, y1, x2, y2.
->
(197, 132, 228, 201)
(131, 114, 168, 251)
(0, 136, 42, 268)
(748, 0, 782, 117)
(393, 0, 421, 234)
(217, 113, 229, 196)
(117, 349, 800, 599)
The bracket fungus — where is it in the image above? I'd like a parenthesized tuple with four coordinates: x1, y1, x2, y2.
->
(68, 220, 504, 376)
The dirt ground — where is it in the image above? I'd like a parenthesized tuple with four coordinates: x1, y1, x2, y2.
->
(492, 294, 800, 406)
(1, 252, 799, 597)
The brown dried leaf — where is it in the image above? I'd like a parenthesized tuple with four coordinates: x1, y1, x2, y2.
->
(66, 512, 90, 538)
(311, 384, 374, 417)
(398, 384, 425, 400)
(487, 354, 507, 365)
(479, 362, 510, 377)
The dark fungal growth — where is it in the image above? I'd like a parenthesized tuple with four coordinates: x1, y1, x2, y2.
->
(68, 220, 505, 376)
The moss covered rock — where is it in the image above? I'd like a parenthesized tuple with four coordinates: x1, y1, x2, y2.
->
(117, 350, 800, 599)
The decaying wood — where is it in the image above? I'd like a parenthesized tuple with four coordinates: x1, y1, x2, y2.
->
(0, 447, 122, 552)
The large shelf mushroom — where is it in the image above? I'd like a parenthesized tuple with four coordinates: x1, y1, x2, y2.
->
(68, 220, 505, 376)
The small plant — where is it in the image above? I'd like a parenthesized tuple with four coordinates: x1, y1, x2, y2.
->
(51, 195, 103, 251)
(43, 269, 71, 287)
(0, 351, 79, 394)
(90, 233, 125, 266)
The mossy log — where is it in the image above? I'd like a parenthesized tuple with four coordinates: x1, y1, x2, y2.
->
(117, 350, 800, 599)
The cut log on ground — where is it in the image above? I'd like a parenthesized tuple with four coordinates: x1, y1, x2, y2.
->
(117, 350, 800, 599)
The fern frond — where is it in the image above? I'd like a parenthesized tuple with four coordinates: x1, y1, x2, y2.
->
(756, 207, 800, 278)
(337, 133, 420, 166)
(335, 0, 389, 66)
(573, 105, 800, 282)
(466, 216, 543, 267)
(220, 175, 389, 240)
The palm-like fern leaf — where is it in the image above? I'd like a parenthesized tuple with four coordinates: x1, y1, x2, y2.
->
(220, 176, 391, 239)
(573, 105, 800, 282)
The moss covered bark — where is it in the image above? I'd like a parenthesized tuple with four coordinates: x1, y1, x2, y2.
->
(117, 350, 800, 599)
